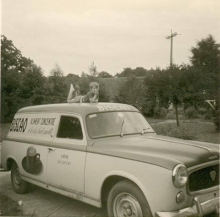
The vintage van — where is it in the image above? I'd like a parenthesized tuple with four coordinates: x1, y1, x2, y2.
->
(1, 103, 219, 217)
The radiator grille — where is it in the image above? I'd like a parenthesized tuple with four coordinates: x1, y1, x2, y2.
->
(188, 164, 219, 192)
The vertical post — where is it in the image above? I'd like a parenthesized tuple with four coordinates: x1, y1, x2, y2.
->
(166, 30, 179, 67)
(170, 30, 173, 66)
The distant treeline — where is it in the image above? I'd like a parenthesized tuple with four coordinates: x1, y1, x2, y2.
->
(1, 35, 220, 130)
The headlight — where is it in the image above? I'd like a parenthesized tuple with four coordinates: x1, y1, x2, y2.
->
(172, 164, 188, 188)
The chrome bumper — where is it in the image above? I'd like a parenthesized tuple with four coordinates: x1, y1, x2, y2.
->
(156, 197, 220, 217)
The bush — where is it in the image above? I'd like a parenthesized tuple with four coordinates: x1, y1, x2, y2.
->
(204, 109, 213, 120)
(166, 111, 175, 119)
(153, 107, 161, 118)
(160, 107, 168, 118)
(154, 124, 196, 140)
(185, 108, 198, 119)
(197, 108, 207, 115)
(153, 107, 168, 119)
(213, 108, 220, 132)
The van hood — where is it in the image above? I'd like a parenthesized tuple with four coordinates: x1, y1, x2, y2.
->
(88, 134, 219, 170)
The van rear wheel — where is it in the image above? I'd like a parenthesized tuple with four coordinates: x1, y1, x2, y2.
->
(107, 180, 152, 217)
(11, 162, 29, 194)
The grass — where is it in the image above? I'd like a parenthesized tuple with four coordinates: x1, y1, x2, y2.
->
(153, 124, 197, 140)
(149, 119, 219, 144)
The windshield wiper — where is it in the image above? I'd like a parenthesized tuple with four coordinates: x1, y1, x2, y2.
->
(120, 116, 126, 137)
(141, 128, 151, 135)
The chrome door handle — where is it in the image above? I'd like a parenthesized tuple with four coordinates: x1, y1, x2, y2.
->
(48, 148, 55, 153)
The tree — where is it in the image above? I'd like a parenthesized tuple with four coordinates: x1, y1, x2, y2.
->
(181, 65, 206, 110)
(115, 67, 150, 77)
(190, 35, 220, 129)
(48, 63, 64, 90)
(98, 71, 113, 78)
(1, 35, 32, 73)
(20, 65, 45, 99)
(1, 35, 45, 122)
(50, 63, 63, 77)
(115, 76, 146, 112)
(145, 65, 187, 127)
(190, 35, 220, 70)
(89, 61, 99, 77)
(65, 73, 80, 90)
(190, 35, 220, 100)
(115, 68, 133, 77)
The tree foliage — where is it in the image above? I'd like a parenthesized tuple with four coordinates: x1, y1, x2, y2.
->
(47, 63, 66, 102)
(190, 35, 220, 70)
(1, 35, 45, 122)
(115, 76, 146, 112)
(144, 66, 187, 126)
(190, 35, 220, 100)
(1, 35, 32, 73)
(2, 34, 219, 133)
(98, 71, 113, 78)
(89, 61, 99, 77)
(115, 67, 153, 77)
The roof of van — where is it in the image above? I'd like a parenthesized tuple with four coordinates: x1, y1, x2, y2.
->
(17, 103, 139, 116)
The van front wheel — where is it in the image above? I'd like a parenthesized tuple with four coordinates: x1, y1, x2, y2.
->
(107, 180, 152, 217)
(11, 162, 29, 194)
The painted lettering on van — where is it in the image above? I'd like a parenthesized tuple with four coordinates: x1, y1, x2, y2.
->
(10, 118, 28, 132)
(27, 126, 54, 137)
(30, 118, 56, 126)
(97, 105, 131, 111)
(30, 118, 41, 125)
(40, 118, 56, 126)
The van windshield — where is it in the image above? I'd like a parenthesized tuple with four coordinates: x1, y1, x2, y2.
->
(86, 112, 154, 138)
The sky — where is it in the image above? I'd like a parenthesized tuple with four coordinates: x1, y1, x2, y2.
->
(1, 0, 220, 76)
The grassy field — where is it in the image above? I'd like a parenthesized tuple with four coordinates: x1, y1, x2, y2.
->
(149, 119, 219, 144)
(1, 120, 219, 144)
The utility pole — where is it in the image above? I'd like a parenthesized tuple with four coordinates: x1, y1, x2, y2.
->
(166, 30, 179, 66)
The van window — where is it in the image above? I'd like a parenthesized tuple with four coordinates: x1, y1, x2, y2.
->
(57, 116, 83, 140)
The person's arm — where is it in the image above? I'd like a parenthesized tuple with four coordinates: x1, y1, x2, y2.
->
(89, 92, 99, 103)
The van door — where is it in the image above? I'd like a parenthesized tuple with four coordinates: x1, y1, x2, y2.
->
(46, 114, 87, 193)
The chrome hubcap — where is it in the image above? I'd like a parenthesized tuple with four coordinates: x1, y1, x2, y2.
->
(113, 193, 143, 217)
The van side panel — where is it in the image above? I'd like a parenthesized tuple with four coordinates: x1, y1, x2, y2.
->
(7, 113, 59, 142)
(85, 153, 191, 215)
(2, 140, 49, 184)
(2, 113, 59, 181)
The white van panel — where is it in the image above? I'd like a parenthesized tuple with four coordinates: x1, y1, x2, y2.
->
(2, 140, 49, 183)
(47, 147, 86, 193)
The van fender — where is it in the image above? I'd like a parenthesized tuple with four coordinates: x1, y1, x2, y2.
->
(6, 155, 18, 171)
(100, 170, 150, 203)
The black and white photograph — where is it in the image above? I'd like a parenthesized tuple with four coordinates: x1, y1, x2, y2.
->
(1, 0, 220, 216)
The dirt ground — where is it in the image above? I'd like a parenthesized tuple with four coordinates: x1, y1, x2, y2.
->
(0, 172, 107, 217)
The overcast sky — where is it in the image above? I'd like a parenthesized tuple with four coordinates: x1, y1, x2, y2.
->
(1, 0, 220, 76)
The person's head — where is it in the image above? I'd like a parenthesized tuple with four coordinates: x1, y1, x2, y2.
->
(89, 82, 99, 94)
